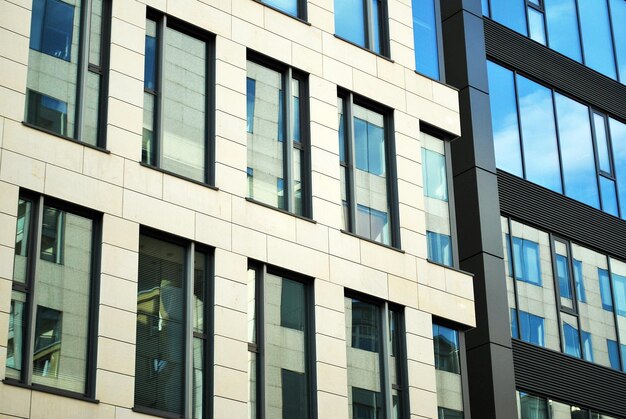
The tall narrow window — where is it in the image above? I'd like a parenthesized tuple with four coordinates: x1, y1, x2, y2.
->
(412, 0, 441, 80)
(334, 0, 389, 56)
(247, 263, 314, 419)
(143, 12, 214, 183)
(338, 91, 399, 247)
(246, 56, 309, 217)
(6, 194, 98, 396)
(134, 232, 211, 418)
(345, 295, 408, 419)
(25, 0, 110, 146)
(421, 132, 453, 266)
(433, 324, 465, 419)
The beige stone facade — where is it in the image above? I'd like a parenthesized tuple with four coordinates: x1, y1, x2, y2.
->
(0, 0, 474, 417)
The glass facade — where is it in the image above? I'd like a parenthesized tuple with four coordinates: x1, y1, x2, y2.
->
(488, 61, 626, 219)
(7, 196, 95, 395)
(433, 324, 464, 419)
(26, 0, 108, 145)
(516, 391, 618, 419)
(483, 0, 626, 84)
(246, 59, 307, 216)
(334, 0, 387, 55)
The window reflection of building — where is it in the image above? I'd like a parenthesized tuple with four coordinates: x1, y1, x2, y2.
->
(433, 324, 464, 418)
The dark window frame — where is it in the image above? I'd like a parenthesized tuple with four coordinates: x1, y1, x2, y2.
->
(247, 261, 317, 419)
(133, 227, 214, 419)
(142, 8, 217, 186)
(257, 0, 308, 21)
(4, 190, 102, 400)
(338, 88, 401, 248)
(334, 0, 391, 57)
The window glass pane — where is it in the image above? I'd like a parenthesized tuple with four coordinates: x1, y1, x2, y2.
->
(422, 147, 448, 201)
(426, 232, 452, 266)
(26, 0, 79, 137)
(143, 91, 156, 166)
(82, 70, 101, 146)
(193, 251, 207, 334)
(502, 220, 521, 339)
(145, 20, 157, 91)
(338, 97, 347, 163)
(609, 118, 626, 219)
(247, 61, 286, 209)
(412, 0, 440, 79)
(610, 258, 626, 371)
(598, 268, 614, 311)
(263, 0, 298, 16)
(13, 199, 33, 284)
(578, 0, 617, 79)
(554, 93, 599, 208)
(193, 338, 204, 419)
(293, 148, 303, 216)
(136, 235, 185, 415)
(516, 75, 562, 193)
(292, 79, 301, 143)
(490, 0, 528, 36)
(528, 8, 546, 45)
(562, 312, 581, 358)
(555, 241, 574, 309)
(89, 0, 102, 66)
(265, 273, 309, 419)
(32, 207, 92, 393)
(600, 177, 619, 217)
(346, 297, 385, 419)
(249, 350, 258, 419)
(6, 291, 27, 380)
(549, 400, 587, 419)
(518, 391, 548, 419)
(582, 330, 593, 362)
(335, 0, 366, 48)
(594, 114, 611, 174)
(573, 259, 586, 303)
(487, 61, 523, 177)
(162, 27, 206, 182)
(544, 0, 582, 62)
(247, 78, 256, 133)
(610, 0, 626, 82)
(247, 268, 257, 344)
(389, 309, 404, 419)
(433, 324, 463, 417)
(481, 0, 489, 16)
(371, 0, 382, 54)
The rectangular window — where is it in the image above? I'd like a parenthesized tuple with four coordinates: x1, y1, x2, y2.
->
(26, 0, 110, 146)
(433, 324, 465, 418)
(247, 263, 314, 419)
(511, 237, 542, 286)
(345, 295, 408, 419)
(260, 0, 306, 19)
(517, 391, 548, 419)
(338, 92, 399, 247)
(421, 131, 454, 266)
(143, 11, 214, 184)
(334, 0, 389, 56)
(246, 55, 310, 217)
(412, 0, 442, 80)
(6, 194, 98, 396)
(554, 240, 574, 309)
(134, 232, 212, 418)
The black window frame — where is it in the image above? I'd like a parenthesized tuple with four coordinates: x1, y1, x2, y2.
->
(245, 51, 313, 219)
(4, 190, 102, 402)
(24, 0, 112, 150)
(142, 8, 217, 186)
(247, 261, 317, 419)
(133, 228, 214, 419)
(338, 88, 401, 249)
(334, 0, 391, 57)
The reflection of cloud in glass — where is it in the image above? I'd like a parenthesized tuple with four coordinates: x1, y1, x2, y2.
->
(544, 0, 582, 62)
(517, 75, 562, 193)
(554, 93, 599, 208)
(610, 118, 626, 218)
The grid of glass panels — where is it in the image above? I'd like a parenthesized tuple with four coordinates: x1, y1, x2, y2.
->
(483, 0, 626, 84)
(502, 216, 626, 371)
(487, 61, 626, 220)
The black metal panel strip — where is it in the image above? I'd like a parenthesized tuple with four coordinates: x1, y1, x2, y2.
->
(484, 18, 626, 122)
(498, 170, 626, 261)
(512, 340, 626, 416)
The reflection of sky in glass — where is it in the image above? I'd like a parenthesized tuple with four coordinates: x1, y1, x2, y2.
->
(578, 0, 617, 79)
(412, 0, 439, 79)
(600, 177, 619, 216)
(528, 8, 546, 45)
(517, 75, 562, 193)
(544, 0, 582, 62)
(264, 0, 298, 16)
(490, 0, 527, 36)
(609, 118, 626, 218)
(487, 62, 523, 177)
(554, 93, 599, 208)
(611, 0, 626, 83)
(334, 0, 366, 47)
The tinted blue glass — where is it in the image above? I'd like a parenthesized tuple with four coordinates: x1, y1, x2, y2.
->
(517, 75, 562, 193)
(354, 118, 385, 175)
(544, 0, 582, 62)
(563, 322, 581, 357)
(607, 339, 620, 369)
(599, 268, 614, 310)
(528, 8, 546, 45)
(334, 0, 366, 48)
(433, 324, 460, 373)
(512, 237, 542, 286)
(511, 308, 519, 339)
(613, 273, 626, 316)
(422, 149, 448, 201)
(293, 96, 300, 142)
(610, 0, 626, 82)
(426, 231, 452, 266)
(30, 0, 75, 62)
(554, 93, 599, 208)
(371, 0, 381, 54)
(622, 344, 626, 372)
(246, 78, 255, 133)
(145, 35, 157, 91)
(578, 0, 617, 79)
(573, 260, 586, 302)
(609, 118, 626, 219)
(600, 177, 619, 216)
(412, 0, 440, 79)
(490, 0, 528, 36)
(519, 310, 545, 346)
(556, 254, 572, 299)
(582, 331, 593, 362)
(482, 0, 490, 16)
(263, 0, 298, 16)
(338, 107, 346, 163)
(594, 114, 612, 174)
(487, 62, 523, 176)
